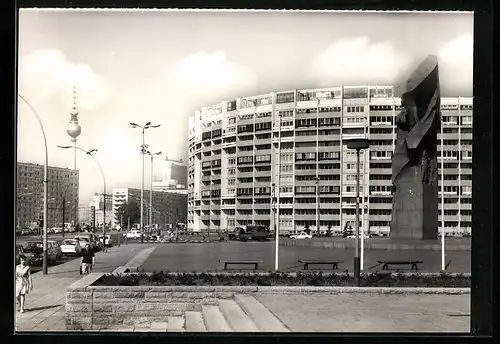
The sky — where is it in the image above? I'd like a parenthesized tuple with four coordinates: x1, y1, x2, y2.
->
(17, 10, 473, 204)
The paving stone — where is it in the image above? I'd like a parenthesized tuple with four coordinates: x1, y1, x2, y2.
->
(185, 311, 207, 332)
(167, 316, 185, 332)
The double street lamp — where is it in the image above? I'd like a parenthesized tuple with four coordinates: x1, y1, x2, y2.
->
(145, 150, 162, 235)
(345, 138, 370, 287)
(57, 146, 107, 244)
(129, 122, 161, 243)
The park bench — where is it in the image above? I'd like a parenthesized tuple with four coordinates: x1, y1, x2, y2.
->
(298, 260, 343, 270)
(378, 260, 423, 271)
(220, 260, 261, 270)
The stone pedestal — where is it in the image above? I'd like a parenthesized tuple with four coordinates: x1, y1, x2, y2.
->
(390, 165, 438, 240)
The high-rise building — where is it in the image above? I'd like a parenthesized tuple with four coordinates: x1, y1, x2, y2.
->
(17, 162, 79, 229)
(111, 188, 187, 228)
(187, 86, 472, 235)
(89, 192, 113, 211)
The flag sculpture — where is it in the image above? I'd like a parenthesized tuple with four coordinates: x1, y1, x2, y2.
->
(390, 55, 441, 240)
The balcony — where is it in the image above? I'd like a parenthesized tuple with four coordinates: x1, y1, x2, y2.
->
(221, 193, 236, 199)
(369, 133, 394, 140)
(317, 134, 341, 141)
(237, 171, 254, 178)
(317, 169, 341, 175)
(201, 145, 212, 153)
(295, 203, 317, 209)
(342, 122, 367, 129)
(254, 214, 271, 221)
(200, 215, 210, 221)
(255, 149, 272, 156)
(294, 169, 317, 176)
(237, 150, 254, 158)
(254, 203, 271, 210)
(201, 175, 211, 182)
(211, 144, 222, 151)
(221, 203, 236, 209)
(295, 135, 317, 143)
(254, 138, 272, 146)
(237, 203, 253, 210)
(254, 169, 271, 177)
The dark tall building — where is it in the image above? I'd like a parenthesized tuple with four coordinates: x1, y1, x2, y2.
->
(17, 162, 79, 229)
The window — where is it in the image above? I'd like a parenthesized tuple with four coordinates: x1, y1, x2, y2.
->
(228, 158, 236, 166)
(276, 92, 294, 104)
(295, 119, 317, 127)
(280, 164, 293, 173)
(346, 106, 365, 113)
(295, 186, 316, 194)
(227, 101, 237, 112)
(369, 174, 391, 181)
(319, 186, 340, 194)
(212, 159, 221, 167)
(296, 152, 316, 161)
(319, 107, 341, 113)
(228, 179, 235, 185)
(237, 124, 254, 133)
(369, 185, 392, 194)
(370, 151, 392, 160)
(255, 187, 271, 195)
(296, 108, 317, 114)
(228, 117, 236, 124)
(279, 110, 294, 117)
(212, 129, 222, 138)
(461, 186, 472, 195)
(255, 122, 272, 131)
(280, 120, 293, 127)
(319, 152, 340, 160)
(343, 87, 368, 99)
(202, 132, 211, 140)
(237, 156, 253, 165)
(280, 186, 293, 193)
(318, 117, 340, 127)
(369, 105, 393, 111)
(255, 154, 271, 163)
(461, 116, 472, 125)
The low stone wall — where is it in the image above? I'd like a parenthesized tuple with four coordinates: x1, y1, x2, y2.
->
(66, 272, 471, 331)
(280, 238, 471, 251)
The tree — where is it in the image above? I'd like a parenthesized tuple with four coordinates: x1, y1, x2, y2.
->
(304, 224, 311, 235)
(326, 223, 332, 237)
(117, 199, 141, 227)
(342, 223, 348, 238)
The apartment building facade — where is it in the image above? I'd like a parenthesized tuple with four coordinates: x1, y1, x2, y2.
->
(111, 188, 188, 228)
(17, 162, 79, 228)
(187, 86, 473, 235)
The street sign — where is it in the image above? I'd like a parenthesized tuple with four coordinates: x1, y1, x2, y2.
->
(90, 206, 96, 232)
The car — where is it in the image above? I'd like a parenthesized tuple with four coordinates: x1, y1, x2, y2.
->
(74, 236, 98, 251)
(125, 230, 142, 239)
(60, 239, 83, 256)
(346, 234, 370, 239)
(289, 232, 313, 240)
(16, 244, 25, 264)
(98, 235, 113, 247)
(48, 240, 63, 260)
(22, 241, 59, 265)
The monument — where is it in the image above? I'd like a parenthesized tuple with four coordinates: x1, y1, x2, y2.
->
(390, 55, 441, 240)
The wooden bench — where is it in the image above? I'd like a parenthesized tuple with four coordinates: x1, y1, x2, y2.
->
(220, 260, 261, 270)
(298, 260, 343, 270)
(378, 260, 424, 271)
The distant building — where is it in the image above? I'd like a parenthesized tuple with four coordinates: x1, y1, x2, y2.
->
(17, 162, 79, 228)
(162, 158, 188, 186)
(78, 205, 90, 224)
(111, 187, 187, 228)
(89, 192, 112, 211)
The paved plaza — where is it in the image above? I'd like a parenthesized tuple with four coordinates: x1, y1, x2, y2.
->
(15, 242, 471, 333)
(141, 241, 471, 273)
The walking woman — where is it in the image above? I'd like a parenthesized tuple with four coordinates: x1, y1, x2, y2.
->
(16, 255, 33, 313)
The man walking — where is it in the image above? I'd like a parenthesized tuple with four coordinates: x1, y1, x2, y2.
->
(80, 244, 95, 275)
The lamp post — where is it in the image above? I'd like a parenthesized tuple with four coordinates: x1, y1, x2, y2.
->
(18, 94, 49, 275)
(146, 150, 162, 236)
(57, 146, 106, 247)
(129, 122, 161, 243)
(315, 177, 320, 236)
(271, 183, 277, 271)
(345, 138, 370, 287)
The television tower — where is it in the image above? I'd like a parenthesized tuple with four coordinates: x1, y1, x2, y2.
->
(66, 86, 82, 170)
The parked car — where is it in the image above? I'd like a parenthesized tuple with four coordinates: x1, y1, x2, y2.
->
(60, 239, 83, 256)
(289, 232, 313, 240)
(98, 234, 113, 247)
(347, 234, 370, 239)
(125, 230, 142, 239)
(48, 240, 63, 260)
(16, 244, 25, 264)
(22, 241, 59, 265)
(74, 235, 98, 251)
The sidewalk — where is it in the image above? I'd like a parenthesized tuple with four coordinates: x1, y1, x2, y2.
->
(15, 244, 156, 332)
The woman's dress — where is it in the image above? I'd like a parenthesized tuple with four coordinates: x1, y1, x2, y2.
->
(16, 265, 30, 297)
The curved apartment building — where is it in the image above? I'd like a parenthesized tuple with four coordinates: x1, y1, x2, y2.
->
(187, 86, 472, 235)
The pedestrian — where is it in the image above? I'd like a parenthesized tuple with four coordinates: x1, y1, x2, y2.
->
(16, 255, 33, 313)
(80, 244, 95, 275)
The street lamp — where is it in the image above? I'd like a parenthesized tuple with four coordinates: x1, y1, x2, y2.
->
(271, 183, 277, 271)
(18, 94, 49, 275)
(129, 121, 161, 243)
(145, 150, 162, 236)
(315, 177, 320, 236)
(345, 138, 370, 287)
(57, 146, 107, 246)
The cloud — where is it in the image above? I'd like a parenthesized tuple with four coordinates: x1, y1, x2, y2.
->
(18, 49, 108, 111)
(437, 33, 473, 95)
(165, 51, 258, 104)
(308, 37, 411, 86)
